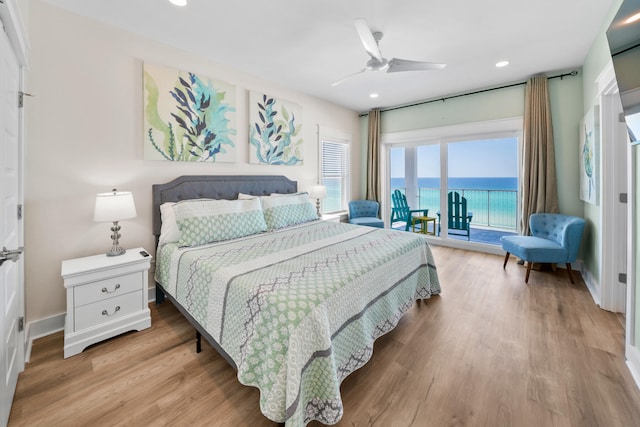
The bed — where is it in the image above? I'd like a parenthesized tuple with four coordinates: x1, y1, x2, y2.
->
(152, 175, 441, 426)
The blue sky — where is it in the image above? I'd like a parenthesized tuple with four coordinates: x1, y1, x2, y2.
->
(391, 137, 518, 178)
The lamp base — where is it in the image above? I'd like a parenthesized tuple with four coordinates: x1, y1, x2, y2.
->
(106, 246, 126, 257)
(106, 221, 125, 256)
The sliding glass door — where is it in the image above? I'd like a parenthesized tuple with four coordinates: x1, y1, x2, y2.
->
(386, 119, 521, 247)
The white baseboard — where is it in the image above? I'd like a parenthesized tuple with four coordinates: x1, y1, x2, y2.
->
(626, 345, 640, 392)
(25, 312, 65, 363)
(580, 262, 601, 307)
(24, 287, 159, 363)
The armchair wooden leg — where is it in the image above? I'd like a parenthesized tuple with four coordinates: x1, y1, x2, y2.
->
(503, 252, 510, 269)
(525, 262, 532, 283)
(565, 263, 575, 284)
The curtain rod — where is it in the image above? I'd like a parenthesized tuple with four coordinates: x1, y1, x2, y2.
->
(359, 70, 579, 117)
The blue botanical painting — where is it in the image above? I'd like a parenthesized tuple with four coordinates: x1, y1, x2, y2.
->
(579, 105, 598, 205)
(249, 91, 302, 165)
(144, 62, 236, 162)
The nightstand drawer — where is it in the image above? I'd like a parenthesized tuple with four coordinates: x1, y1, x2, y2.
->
(74, 290, 143, 330)
(74, 272, 141, 306)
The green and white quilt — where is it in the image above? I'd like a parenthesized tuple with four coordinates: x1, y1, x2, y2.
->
(156, 220, 440, 426)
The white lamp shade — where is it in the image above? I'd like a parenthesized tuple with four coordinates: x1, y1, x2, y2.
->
(93, 190, 137, 222)
(309, 185, 327, 199)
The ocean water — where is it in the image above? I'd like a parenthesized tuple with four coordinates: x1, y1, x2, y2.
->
(391, 177, 518, 229)
(391, 177, 517, 191)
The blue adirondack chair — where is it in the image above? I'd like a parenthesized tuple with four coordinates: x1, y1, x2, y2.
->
(391, 189, 428, 231)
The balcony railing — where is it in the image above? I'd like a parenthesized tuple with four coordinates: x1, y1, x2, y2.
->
(393, 187, 518, 230)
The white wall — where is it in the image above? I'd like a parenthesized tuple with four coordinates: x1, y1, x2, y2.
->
(25, 0, 360, 323)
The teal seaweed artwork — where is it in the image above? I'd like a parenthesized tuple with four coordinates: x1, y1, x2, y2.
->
(144, 64, 236, 162)
(249, 93, 302, 165)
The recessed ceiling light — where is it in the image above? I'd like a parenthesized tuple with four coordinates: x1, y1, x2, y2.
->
(625, 12, 640, 24)
(496, 61, 509, 68)
(169, 0, 188, 6)
(369, 93, 379, 98)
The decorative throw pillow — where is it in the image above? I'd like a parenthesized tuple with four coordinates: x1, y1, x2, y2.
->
(159, 202, 180, 244)
(261, 192, 318, 230)
(173, 198, 267, 247)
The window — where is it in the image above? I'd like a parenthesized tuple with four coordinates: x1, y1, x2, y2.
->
(384, 117, 522, 247)
(319, 126, 351, 214)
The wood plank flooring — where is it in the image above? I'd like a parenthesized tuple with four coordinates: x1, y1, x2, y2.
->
(9, 246, 640, 426)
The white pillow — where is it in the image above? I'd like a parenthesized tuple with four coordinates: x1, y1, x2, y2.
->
(159, 202, 180, 244)
(237, 192, 258, 200)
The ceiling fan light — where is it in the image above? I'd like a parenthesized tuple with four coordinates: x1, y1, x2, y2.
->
(169, 0, 188, 7)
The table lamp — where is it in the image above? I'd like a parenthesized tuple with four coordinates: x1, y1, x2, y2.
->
(93, 189, 137, 256)
(309, 185, 327, 217)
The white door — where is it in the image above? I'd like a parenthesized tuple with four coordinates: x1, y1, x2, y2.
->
(0, 26, 24, 427)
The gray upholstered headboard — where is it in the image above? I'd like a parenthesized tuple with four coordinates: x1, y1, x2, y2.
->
(151, 175, 298, 239)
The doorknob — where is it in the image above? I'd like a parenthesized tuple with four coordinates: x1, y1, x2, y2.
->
(0, 246, 24, 267)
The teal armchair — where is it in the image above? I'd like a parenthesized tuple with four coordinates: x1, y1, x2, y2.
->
(501, 213, 585, 283)
(348, 200, 384, 228)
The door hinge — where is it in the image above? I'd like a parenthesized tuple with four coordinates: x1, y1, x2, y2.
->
(18, 91, 33, 108)
(620, 112, 627, 123)
(619, 273, 627, 284)
(17, 204, 22, 220)
(18, 317, 24, 332)
(620, 193, 628, 203)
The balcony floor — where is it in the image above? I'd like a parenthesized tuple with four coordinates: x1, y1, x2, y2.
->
(392, 222, 517, 246)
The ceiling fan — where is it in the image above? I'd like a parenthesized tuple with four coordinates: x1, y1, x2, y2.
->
(331, 18, 446, 86)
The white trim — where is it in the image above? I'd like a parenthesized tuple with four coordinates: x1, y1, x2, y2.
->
(0, 0, 28, 66)
(597, 65, 628, 312)
(627, 345, 640, 392)
(382, 117, 523, 145)
(627, 142, 639, 389)
(24, 313, 65, 363)
(581, 262, 602, 307)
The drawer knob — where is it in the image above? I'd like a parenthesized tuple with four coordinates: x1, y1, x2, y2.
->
(101, 306, 121, 316)
(101, 284, 121, 294)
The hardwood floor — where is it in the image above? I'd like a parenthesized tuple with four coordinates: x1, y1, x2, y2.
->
(9, 246, 640, 426)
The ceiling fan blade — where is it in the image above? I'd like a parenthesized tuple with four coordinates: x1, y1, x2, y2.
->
(387, 58, 447, 73)
(331, 69, 367, 87)
(353, 18, 383, 62)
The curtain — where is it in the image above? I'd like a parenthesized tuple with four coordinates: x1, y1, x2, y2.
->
(366, 109, 381, 205)
(521, 75, 559, 234)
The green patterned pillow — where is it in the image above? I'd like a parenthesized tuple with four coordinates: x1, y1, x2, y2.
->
(173, 198, 267, 247)
(261, 193, 319, 230)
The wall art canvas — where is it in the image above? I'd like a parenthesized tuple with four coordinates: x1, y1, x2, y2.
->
(579, 105, 599, 205)
(143, 62, 236, 162)
(249, 91, 303, 165)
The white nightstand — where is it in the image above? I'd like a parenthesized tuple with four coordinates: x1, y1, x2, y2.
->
(61, 247, 152, 358)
